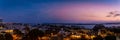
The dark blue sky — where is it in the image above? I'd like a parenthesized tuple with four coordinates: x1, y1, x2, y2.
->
(0, 0, 119, 23)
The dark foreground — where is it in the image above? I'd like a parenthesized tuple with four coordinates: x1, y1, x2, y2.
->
(0, 23, 120, 40)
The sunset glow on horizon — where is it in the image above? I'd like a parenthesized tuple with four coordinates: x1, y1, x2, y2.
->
(39, 1, 120, 23)
(0, 0, 120, 23)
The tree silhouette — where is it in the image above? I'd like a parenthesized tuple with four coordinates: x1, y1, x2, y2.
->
(93, 24, 105, 32)
(27, 29, 44, 40)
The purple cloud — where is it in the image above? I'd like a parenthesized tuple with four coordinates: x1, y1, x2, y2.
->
(114, 14, 120, 17)
(107, 11, 120, 17)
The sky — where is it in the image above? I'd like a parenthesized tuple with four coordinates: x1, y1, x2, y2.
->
(0, 0, 120, 23)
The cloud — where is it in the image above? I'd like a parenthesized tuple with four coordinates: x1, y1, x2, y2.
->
(106, 11, 120, 17)
(109, 12, 114, 14)
(114, 14, 120, 17)
(106, 15, 111, 17)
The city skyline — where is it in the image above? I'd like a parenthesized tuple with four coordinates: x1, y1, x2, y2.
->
(0, 0, 120, 23)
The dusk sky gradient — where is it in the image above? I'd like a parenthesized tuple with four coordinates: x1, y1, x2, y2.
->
(0, 0, 120, 23)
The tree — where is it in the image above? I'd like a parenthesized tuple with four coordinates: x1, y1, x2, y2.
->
(93, 24, 105, 32)
(27, 29, 44, 40)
